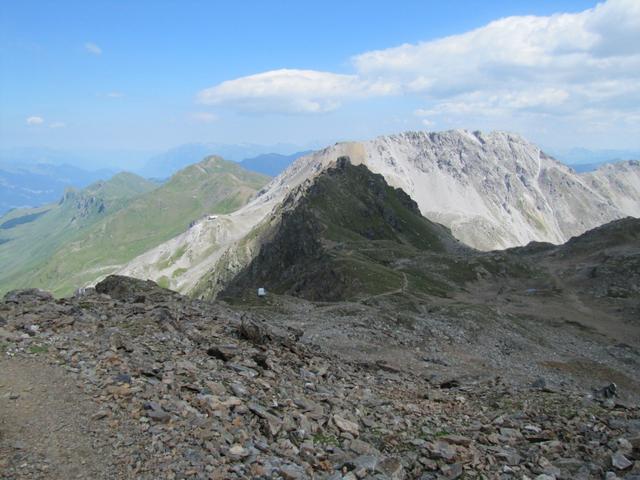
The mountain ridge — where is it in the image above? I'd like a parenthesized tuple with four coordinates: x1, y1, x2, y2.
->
(0, 171, 157, 294)
(117, 129, 640, 300)
(219, 157, 468, 301)
(0, 157, 270, 296)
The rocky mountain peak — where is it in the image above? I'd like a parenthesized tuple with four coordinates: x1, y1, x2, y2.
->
(221, 158, 463, 301)
(115, 130, 640, 300)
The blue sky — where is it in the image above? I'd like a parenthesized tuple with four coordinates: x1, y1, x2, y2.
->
(1, 0, 639, 164)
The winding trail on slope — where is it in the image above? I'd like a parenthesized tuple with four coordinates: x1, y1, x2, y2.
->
(362, 272, 408, 303)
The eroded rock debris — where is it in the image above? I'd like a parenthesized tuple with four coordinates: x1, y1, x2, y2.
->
(1, 276, 639, 479)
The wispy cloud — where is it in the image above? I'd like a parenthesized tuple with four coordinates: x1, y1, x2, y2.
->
(106, 91, 124, 98)
(85, 42, 102, 55)
(198, 69, 396, 114)
(26, 116, 44, 125)
(197, 0, 640, 127)
(49, 121, 66, 129)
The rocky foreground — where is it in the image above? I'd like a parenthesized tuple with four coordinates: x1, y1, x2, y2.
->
(1, 276, 639, 479)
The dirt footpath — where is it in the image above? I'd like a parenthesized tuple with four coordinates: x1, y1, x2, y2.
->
(0, 356, 118, 480)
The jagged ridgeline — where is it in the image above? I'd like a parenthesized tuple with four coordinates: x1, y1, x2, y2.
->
(220, 156, 640, 313)
(223, 157, 495, 301)
(3, 129, 639, 299)
(0, 157, 270, 296)
(127, 130, 640, 301)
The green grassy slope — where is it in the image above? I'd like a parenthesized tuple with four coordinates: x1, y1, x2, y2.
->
(0, 172, 158, 294)
(20, 156, 270, 296)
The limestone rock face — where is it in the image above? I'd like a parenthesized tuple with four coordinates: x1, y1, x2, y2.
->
(358, 131, 639, 250)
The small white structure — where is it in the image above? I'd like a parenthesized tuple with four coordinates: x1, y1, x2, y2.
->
(257, 287, 266, 297)
(207, 215, 218, 220)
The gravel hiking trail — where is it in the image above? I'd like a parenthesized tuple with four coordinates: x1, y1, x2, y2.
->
(0, 356, 119, 480)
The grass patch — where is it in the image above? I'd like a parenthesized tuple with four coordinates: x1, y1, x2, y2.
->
(336, 257, 404, 298)
(157, 245, 189, 270)
(312, 432, 340, 447)
(403, 268, 451, 297)
(172, 267, 188, 278)
(28, 345, 49, 354)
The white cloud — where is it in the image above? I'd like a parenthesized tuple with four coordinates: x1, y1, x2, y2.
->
(191, 112, 218, 123)
(197, 0, 640, 129)
(106, 91, 124, 98)
(26, 116, 44, 125)
(198, 69, 396, 114)
(85, 42, 102, 55)
(352, 0, 640, 120)
(49, 121, 66, 129)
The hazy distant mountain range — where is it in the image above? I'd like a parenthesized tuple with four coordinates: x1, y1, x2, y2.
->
(0, 145, 310, 215)
(139, 143, 313, 179)
(0, 162, 115, 215)
(237, 151, 313, 177)
(549, 147, 640, 169)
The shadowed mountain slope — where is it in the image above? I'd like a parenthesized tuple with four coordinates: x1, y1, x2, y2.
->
(222, 158, 481, 301)
(220, 158, 639, 341)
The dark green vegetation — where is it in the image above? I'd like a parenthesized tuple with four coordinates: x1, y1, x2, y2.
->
(0, 157, 270, 296)
(222, 157, 525, 301)
(222, 157, 640, 324)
